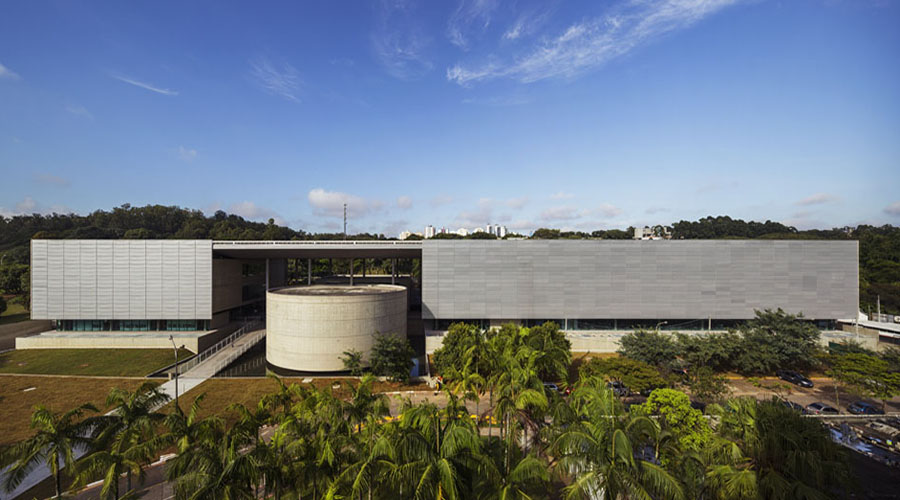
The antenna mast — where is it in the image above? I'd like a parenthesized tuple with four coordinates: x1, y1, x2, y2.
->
(343, 203, 347, 240)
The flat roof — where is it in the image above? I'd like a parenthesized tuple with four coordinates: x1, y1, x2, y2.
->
(270, 284, 406, 296)
(212, 240, 422, 259)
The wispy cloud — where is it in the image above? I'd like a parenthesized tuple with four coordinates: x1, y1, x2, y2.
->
(593, 203, 623, 218)
(0, 196, 72, 217)
(461, 94, 532, 106)
(34, 173, 71, 187)
(506, 196, 529, 209)
(883, 201, 900, 216)
(447, 0, 743, 85)
(550, 191, 575, 200)
(430, 195, 454, 207)
(645, 206, 669, 214)
(308, 188, 385, 218)
(796, 193, 839, 206)
(178, 146, 198, 161)
(447, 0, 500, 49)
(111, 74, 178, 95)
(502, 4, 557, 41)
(249, 57, 301, 102)
(372, 0, 433, 79)
(0, 62, 21, 80)
(540, 205, 581, 221)
(454, 198, 497, 227)
(397, 196, 413, 210)
(66, 104, 93, 120)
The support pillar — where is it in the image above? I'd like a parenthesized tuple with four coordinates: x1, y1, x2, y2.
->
(391, 259, 396, 285)
(265, 258, 270, 291)
(362, 258, 366, 278)
(349, 258, 354, 286)
(307, 259, 312, 285)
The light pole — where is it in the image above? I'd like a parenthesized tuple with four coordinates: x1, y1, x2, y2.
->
(169, 335, 180, 412)
(655, 321, 668, 332)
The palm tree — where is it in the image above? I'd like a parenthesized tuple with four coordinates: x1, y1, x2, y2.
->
(326, 415, 397, 500)
(551, 378, 684, 500)
(86, 381, 170, 494)
(393, 398, 487, 499)
(477, 440, 550, 500)
(1, 403, 100, 499)
(344, 374, 389, 433)
(705, 398, 851, 500)
(168, 426, 255, 500)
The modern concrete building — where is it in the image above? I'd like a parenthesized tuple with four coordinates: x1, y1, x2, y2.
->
(25, 238, 859, 369)
(266, 285, 407, 372)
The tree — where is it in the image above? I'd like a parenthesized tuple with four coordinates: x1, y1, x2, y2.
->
(638, 389, 711, 452)
(341, 349, 364, 376)
(829, 352, 900, 410)
(674, 332, 741, 372)
(617, 329, 679, 367)
(432, 322, 484, 381)
(579, 356, 666, 394)
(552, 378, 685, 500)
(0, 295, 6, 316)
(523, 321, 572, 382)
(686, 366, 730, 404)
(1, 403, 101, 499)
(370, 333, 415, 383)
(731, 308, 821, 375)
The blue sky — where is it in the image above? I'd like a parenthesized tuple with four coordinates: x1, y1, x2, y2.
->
(1, 0, 898, 236)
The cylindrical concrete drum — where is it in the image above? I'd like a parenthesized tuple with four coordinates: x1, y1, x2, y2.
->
(266, 285, 407, 372)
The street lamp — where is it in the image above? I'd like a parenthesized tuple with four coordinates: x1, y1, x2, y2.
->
(169, 335, 179, 412)
(655, 321, 668, 332)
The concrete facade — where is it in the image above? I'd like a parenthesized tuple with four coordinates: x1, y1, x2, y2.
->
(31, 239, 213, 320)
(266, 285, 407, 372)
(422, 240, 858, 321)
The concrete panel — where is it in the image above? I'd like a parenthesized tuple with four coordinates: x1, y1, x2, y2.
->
(422, 240, 858, 321)
(266, 285, 407, 372)
(29, 240, 213, 320)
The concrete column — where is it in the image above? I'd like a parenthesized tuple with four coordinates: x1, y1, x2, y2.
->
(349, 258, 354, 286)
(307, 259, 312, 285)
(391, 259, 396, 285)
(362, 258, 366, 277)
(265, 258, 270, 291)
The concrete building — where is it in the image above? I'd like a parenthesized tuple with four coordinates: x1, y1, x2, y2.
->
(25, 238, 859, 369)
(266, 285, 407, 372)
(424, 225, 435, 238)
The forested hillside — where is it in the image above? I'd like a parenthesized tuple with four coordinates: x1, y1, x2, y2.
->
(1, 208, 898, 314)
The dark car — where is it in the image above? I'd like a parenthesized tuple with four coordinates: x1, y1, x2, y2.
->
(805, 402, 839, 415)
(607, 381, 629, 397)
(847, 401, 884, 415)
(781, 400, 804, 412)
(776, 369, 814, 388)
(543, 382, 559, 393)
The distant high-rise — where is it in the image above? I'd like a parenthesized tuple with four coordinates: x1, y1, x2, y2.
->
(498, 226, 507, 238)
(486, 223, 494, 235)
(424, 225, 435, 239)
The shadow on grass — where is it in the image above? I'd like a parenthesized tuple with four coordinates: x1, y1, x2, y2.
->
(0, 312, 29, 326)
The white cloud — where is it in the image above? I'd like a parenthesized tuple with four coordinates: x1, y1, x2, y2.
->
(594, 203, 623, 217)
(447, 0, 500, 49)
(0, 62, 21, 80)
(16, 197, 37, 213)
(65, 104, 93, 119)
(550, 191, 575, 200)
(796, 193, 839, 206)
(111, 74, 178, 95)
(397, 196, 413, 209)
(228, 201, 284, 225)
(447, 0, 742, 85)
(372, 0, 433, 79)
(460, 94, 532, 106)
(178, 146, 198, 161)
(34, 173, 71, 187)
(645, 206, 669, 214)
(454, 198, 496, 227)
(249, 57, 301, 102)
(308, 188, 385, 219)
(0, 197, 73, 217)
(506, 196, 529, 209)
(884, 201, 900, 216)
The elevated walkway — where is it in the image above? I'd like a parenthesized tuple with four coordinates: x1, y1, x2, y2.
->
(156, 322, 265, 401)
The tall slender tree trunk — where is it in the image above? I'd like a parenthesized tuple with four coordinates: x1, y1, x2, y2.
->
(55, 468, 61, 499)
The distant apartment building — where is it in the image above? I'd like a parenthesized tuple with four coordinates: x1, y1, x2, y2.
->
(424, 225, 435, 238)
(633, 225, 672, 240)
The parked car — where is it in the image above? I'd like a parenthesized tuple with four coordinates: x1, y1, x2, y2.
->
(776, 369, 814, 388)
(781, 400, 804, 412)
(805, 402, 839, 415)
(607, 381, 629, 397)
(847, 401, 885, 415)
(543, 382, 559, 394)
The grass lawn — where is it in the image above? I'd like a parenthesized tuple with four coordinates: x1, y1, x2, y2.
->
(0, 297, 29, 325)
(0, 348, 193, 377)
(164, 377, 427, 425)
(0, 375, 158, 447)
